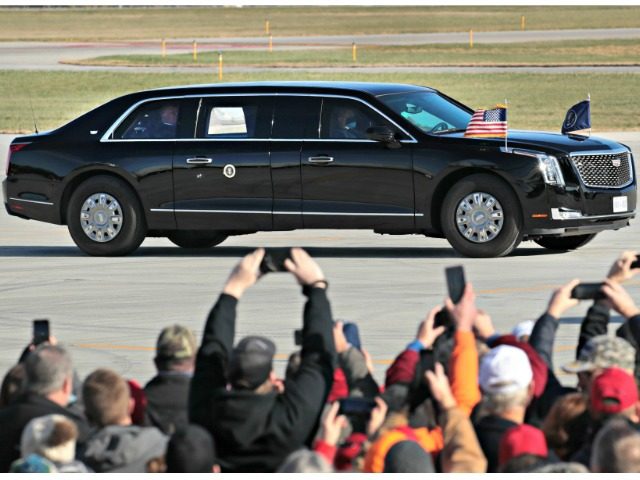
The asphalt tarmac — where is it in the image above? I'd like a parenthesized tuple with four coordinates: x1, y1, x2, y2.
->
(1, 133, 639, 386)
(2, 28, 640, 73)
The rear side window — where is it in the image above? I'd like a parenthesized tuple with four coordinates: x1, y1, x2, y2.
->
(115, 100, 181, 140)
(208, 107, 251, 135)
(197, 97, 273, 139)
(272, 96, 321, 139)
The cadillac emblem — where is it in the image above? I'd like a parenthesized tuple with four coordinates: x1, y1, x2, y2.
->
(612, 158, 621, 168)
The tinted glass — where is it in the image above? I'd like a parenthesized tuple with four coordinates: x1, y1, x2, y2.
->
(272, 96, 321, 139)
(321, 98, 395, 140)
(377, 91, 472, 134)
(116, 100, 181, 139)
(197, 97, 273, 139)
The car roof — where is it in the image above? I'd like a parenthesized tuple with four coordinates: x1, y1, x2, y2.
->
(144, 81, 434, 98)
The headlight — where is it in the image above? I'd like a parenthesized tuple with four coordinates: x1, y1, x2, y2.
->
(512, 149, 565, 187)
(538, 155, 565, 186)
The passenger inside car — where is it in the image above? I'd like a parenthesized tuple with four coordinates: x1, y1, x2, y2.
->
(328, 106, 365, 139)
(121, 103, 179, 139)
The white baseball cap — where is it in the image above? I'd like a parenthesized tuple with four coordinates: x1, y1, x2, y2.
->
(479, 345, 533, 395)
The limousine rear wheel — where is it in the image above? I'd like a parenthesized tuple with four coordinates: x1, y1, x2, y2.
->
(168, 231, 228, 249)
(67, 176, 147, 256)
(534, 234, 596, 251)
(442, 174, 522, 258)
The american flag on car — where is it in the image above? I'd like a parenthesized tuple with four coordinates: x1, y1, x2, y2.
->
(464, 104, 508, 138)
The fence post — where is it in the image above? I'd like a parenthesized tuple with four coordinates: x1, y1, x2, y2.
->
(521, 15, 526, 31)
(469, 29, 474, 49)
(161, 38, 166, 58)
(218, 52, 223, 81)
(269, 34, 273, 53)
(265, 19, 270, 35)
(193, 40, 198, 62)
(352, 42, 357, 62)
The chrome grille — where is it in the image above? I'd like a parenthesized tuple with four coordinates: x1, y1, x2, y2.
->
(570, 151, 633, 188)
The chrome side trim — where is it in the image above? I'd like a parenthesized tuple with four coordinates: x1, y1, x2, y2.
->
(150, 208, 270, 214)
(100, 92, 417, 143)
(9, 197, 54, 206)
(150, 208, 423, 217)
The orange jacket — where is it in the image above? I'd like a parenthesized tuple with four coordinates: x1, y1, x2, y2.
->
(364, 330, 480, 472)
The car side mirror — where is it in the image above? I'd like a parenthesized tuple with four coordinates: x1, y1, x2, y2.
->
(366, 126, 401, 149)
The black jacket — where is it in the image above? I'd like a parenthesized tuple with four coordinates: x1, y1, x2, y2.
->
(189, 287, 336, 472)
(144, 373, 191, 435)
(473, 414, 519, 473)
(0, 392, 90, 472)
(527, 313, 576, 426)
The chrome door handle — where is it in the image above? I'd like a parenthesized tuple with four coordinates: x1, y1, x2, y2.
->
(308, 156, 334, 164)
(186, 157, 213, 164)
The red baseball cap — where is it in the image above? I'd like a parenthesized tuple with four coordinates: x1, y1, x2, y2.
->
(590, 367, 639, 415)
(498, 424, 548, 466)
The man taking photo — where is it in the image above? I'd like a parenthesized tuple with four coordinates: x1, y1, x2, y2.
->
(189, 248, 336, 472)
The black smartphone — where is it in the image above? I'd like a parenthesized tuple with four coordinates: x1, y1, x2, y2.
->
(445, 266, 466, 304)
(260, 247, 291, 274)
(631, 256, 640, 269)
(33, 319, 50, 346)
(338, 397, 377, 418)
(293, 329, 302, 346)
(571, 283, 606, 300)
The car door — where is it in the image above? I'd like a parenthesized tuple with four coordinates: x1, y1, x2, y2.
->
(270, 95, 322, 230)
(300, 96, 415, 229)
(172, 95, 274, 230)
(105, 97, 197, 231)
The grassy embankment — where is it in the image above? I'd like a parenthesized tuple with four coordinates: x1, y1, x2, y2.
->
(71, 39, 640, 68)
(0, 6, 639, 41)
(1, 70, 638, 133)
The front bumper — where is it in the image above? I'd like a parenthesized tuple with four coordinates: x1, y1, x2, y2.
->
(526, 213, 634, 237)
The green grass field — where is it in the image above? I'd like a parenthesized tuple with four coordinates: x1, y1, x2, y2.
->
(71, 39, 640, 68)
(1, 70, 637, 133)
(0, 6, 639, 41)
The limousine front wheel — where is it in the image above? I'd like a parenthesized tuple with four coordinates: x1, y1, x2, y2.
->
(168, 231, 228, 249)
(441, 174, 522, 258)
(67, 176, 147, 256)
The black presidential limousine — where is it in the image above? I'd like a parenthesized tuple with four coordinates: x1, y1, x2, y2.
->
(3, 82, 637, 257)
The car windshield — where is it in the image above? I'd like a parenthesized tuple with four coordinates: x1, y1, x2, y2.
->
(377, 91, 472, 134)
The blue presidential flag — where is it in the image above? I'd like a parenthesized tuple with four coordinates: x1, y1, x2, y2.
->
(562, 100, 591, 134)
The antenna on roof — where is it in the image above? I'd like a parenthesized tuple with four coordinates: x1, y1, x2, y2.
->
(28, 94, 39, 134)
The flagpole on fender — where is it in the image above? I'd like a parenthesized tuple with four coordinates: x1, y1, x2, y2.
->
(587, 93, 591, 137)
(505, 98, 508, 150)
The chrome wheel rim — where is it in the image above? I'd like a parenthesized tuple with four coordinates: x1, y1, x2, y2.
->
(79, 193, 123, 243)
(455, 192, 504, 243)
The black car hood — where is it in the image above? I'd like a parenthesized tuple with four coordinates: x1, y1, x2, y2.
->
(444, 129, 627, 155)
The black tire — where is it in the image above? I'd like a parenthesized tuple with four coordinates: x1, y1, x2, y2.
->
(534, 234, 596, 251)
(66, 176, 146, 256)
(441, 173, 523, 258)
(168, 231, 227, 249)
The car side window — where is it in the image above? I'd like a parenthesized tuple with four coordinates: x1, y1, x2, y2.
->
(116, 100, 181, 140)
(197, 97, 273, 139)
(272, 96, 321, 139)
(320, 98, 395, 140)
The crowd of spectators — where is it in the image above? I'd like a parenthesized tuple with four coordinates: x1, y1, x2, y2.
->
(2, 247, 640, 473)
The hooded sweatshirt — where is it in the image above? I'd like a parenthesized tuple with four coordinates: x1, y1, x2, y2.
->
(80, 425, 167, 473)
